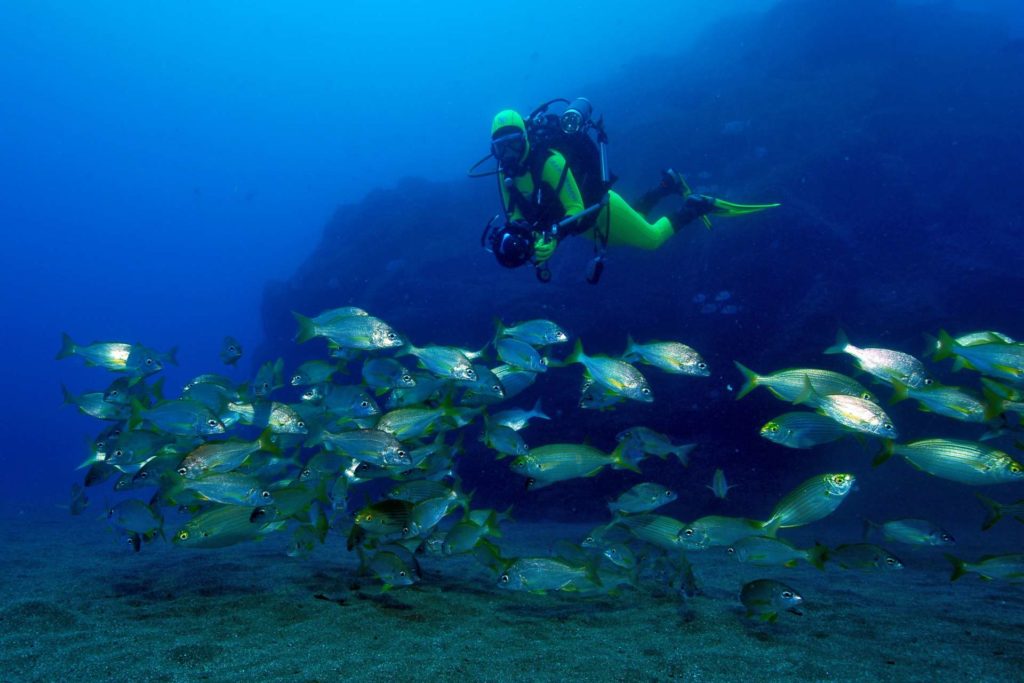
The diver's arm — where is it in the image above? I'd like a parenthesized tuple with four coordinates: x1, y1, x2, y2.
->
(541, 153, 585, 225)
(528, 153, 584, 265)
(497, 172, 525, 221)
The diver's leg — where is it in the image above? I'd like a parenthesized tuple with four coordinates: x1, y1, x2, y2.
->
(670, 193, 716, 231)
(633, 169, 685, 216)
(597, 191, 675, 250)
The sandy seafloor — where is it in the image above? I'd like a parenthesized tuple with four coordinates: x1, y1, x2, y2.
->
(2, 503, 1022, 683)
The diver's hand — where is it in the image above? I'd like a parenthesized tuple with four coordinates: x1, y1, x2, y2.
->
(532, 232, 556, 264)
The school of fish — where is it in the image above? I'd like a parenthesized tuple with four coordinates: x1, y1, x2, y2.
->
(59, 317, 1024, 620)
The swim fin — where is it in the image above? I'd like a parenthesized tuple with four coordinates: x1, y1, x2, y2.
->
(676, 175, 714, 230)
(709, 198, 781, 217)
(674, 172, 780, 229)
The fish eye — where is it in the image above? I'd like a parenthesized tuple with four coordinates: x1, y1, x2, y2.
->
(885, 557, 896, 565)
(138, 471, 148, 480)
(301, 468, 311, 478)
(727, 547, 735, 554)
(402, 527, 410, 535)
(109, 390, 119, 397)
(684, 528, 695, 537)
(297, 421, 306, 429)
(641, 387, 651, 395)
(943, 534, 954, 542)
(493, 384, 501, 392)
(178, 530, 189, 541)
(360, 400, 369, 408)
(698, 362, 707, 370)
(229, 346, 237, 352)
(262, 382, 270, 390)
(113, 449, 124, 458)
(500, 574, 509, 583)
(145, 358, 154, 366)
(1011, 464, 1021, 473)
(782, 591, 793, 599)
(207, 419, 218, 427)
(177, 467, 187, 476)
(365, 514, 373, 521)
(261, 490, 271, 499)
(399, 571, 407, 577)
(387, 332, 397, 340)
(584, 536, 594, 544)
(397, 450, 407, 457)
(833, 475, 845, 484)
(923, 378, 933, 385)
(883, 423, 893, 431)
(861, 392, 872, 400)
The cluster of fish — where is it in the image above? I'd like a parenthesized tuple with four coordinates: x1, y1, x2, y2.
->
(693, 290, 741, 316)
(60, 309, 715, 592)
(59, 317, 1024, 619)
(733, 328, 1024, 606)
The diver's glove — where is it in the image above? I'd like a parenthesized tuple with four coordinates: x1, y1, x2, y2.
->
(532, 232, 557, 264)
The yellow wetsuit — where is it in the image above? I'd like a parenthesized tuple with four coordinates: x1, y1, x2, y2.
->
(499, 151, 675, 250)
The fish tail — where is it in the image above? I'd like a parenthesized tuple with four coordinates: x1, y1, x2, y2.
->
(258, 427, 281, 455)
(824, 328, 850, 355)
(531, 398, 550, 421)
(56, 333, 76, 360)
(293, 312, 317, 344)
(793, 375, 817, 406)
(807, 542, 828, 571)
(584, 560, 603, 588)
(921, 332, 939, 358)
(624, 333, 637, 358)
(566, 339, 584, 365)
(76, 454, 101, 470)
(872, 439, 896, 466)
(861, 516, 880, 541)
(975, 493, 1003, 531)
(933, 330, 958, 362)
(672, 443, 696, 467)
(758, 517, 781, 538)
(128, 397, 146, 430)
(981, 387, 1006, 421)
(472, 539, 509, 577)
(890, 380, 910, 404)
(611, 442, 642, 474)
(492, 316, 506, 343)
(944, 553, 967, 581)
(60, 383, 74, 406)
(733, 361, 760, 400)
(481, 510, 502, 538)
(149, 377, 166, 402)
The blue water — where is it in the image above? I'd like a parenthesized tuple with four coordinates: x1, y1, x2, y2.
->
(1, 0, 770, 505)
(3, 0, 1023, 604)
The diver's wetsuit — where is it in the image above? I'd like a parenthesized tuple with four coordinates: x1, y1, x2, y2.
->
(499, 151, 679, 250)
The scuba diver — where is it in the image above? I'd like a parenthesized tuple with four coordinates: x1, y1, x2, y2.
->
(473, 98, 779, 283)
